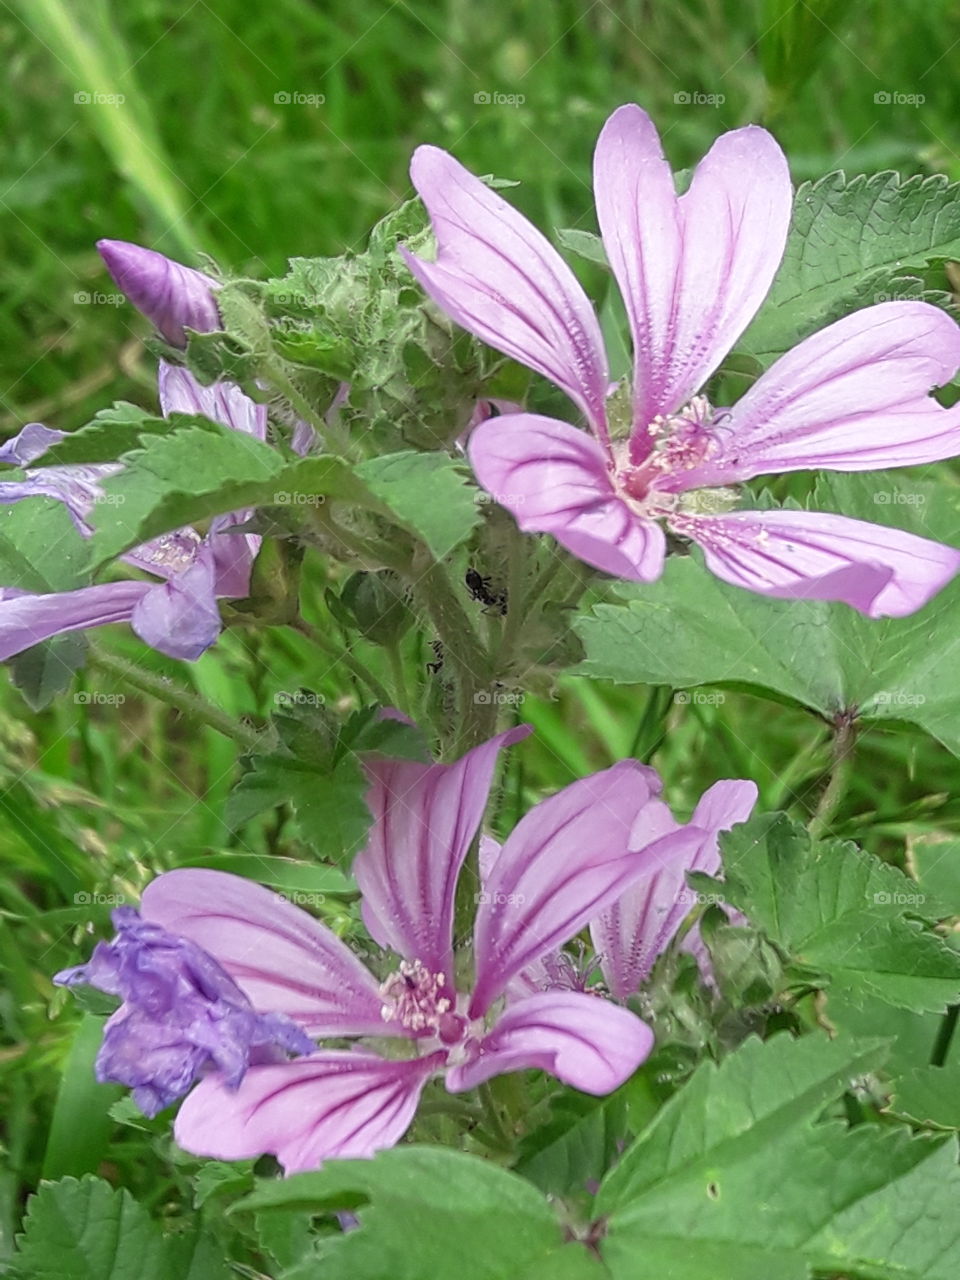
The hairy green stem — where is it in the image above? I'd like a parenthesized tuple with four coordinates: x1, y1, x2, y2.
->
(261, 359, 354, 460)
(386, 641, 412, 715)
(493, 529, 529, 672)
(290, 619, 393, 706)
(89, 650, 263, 749)
(809, 712, 859, 837)
(477, 1081, 513, 1151)
(413, 554, 494, 748)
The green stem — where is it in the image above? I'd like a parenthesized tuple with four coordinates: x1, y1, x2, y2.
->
(413, 553, 494, 750)
(262, 359, 354, 459)
(89, 650, 263, 749)
(290, 620, 392, 706)
(809, 712, 859, 837)
(477, 1082, 512, 1152)
(416, 1095, 482, 1121)
(493, 529, 529, 672)
(386, 641, 412, 715)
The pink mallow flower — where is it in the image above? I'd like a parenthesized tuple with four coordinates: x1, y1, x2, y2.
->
(402, 104, 960, 618)
(130, 728, 751, 1172)
(499, 778, 758, 1000)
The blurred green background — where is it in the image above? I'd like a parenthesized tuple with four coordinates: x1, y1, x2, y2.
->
(4, 0, 960, 433)
(5, 0, 960, 1258)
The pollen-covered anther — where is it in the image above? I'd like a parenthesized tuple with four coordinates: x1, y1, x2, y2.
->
(139, 530, 203, 573)
(647, 395, 717, 472)
(379, 959, 451, 1033)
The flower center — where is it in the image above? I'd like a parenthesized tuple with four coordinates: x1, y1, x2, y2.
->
(611, 395, 733, 518)
(379, 959, 460, 1039)
(135, 529, 203, 575)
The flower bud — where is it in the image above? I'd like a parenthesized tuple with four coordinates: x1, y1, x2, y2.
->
(97, 239, 220, 347)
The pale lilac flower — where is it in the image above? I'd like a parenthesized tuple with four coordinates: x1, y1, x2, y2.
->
(589, 779, 757, 995)
(403, 105, 960, 617)
(54, 907, 313, 1116)
(0, 245, 269, 662)
(0, 367, 265, 661)
(492, 779, 756, 1001)
(129, 730, 736, 1172)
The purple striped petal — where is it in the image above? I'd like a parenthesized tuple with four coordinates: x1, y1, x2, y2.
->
(0, 580, 148, 661)
(141, 869, 392, 1038)
(674, 508, 960, 617)
(158, 362, 267, 442)
(592, 781, 758, 997)
(677, 303, 960, 489)
(469, 414, 666, 581)
(446, 991, 653, 1095)
(470, 761, 670, 1017)
(157, 363, 264, 596)
(98, 240, 220, 348)
(174, 1050, 440, 1173)
(594, 105, 790, 443)
(354, 727, 529, 989)
(403, 146, 609, 432)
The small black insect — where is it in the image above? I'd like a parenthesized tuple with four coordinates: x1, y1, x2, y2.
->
(465, 567, 507, 615)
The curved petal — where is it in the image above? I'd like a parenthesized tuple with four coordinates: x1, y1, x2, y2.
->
(158, 361, 268, 441)
(175, 1050, 439, 1174)
(674, 508, 960, 618)
(354, 726, 529, 988)
(446, 991, 653, 1095)
(690, 777, 759, 834)
(206, 514, 259, 599)
(0, 423, 66, 466)
(129, 551, 222, 661)
(404, 145, 609, 432)
(98, 240, 220, 348)
(594, 105, 790, 440)
(469, 414, 666, 582)
(141, 869, 391, 1038)
(592, 780, 758, 997)
(157, 364, 264, 591)
(0, 580, 148, 661)
(470, 761, 669, 1017)
(678, 303, 960, 489)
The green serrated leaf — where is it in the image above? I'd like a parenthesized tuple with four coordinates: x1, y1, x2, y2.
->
(598, 1032, 887, 1214)
(595, 1035, 960, 1279)
(16, 1176, 170, 1280)
(227, 754, 372, 868)
(11, 633, 88, 710)
(713, 814, 960, 1012)
(515, 1087, 630, 1197)
(740, 171, 960, 366)
(236, 1145, 585, 1280)
(87, 416, 284, 566)
(357, 451, 481, 560)
(32, 407, 176, 467)
(86, 418, 367, 567)
(0, 497, 91, 592)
